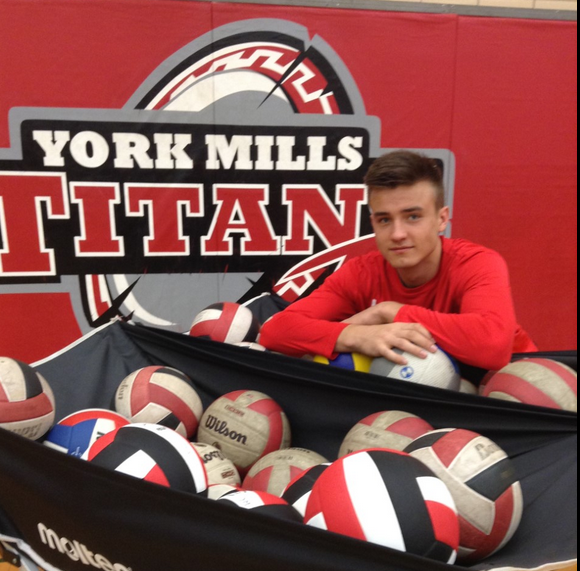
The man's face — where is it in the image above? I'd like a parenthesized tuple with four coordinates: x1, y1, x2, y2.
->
(369, 181, 449, 286)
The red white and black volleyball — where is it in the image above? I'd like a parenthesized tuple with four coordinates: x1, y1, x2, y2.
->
(114, 366, 204, 439)
(405, 428, 524, 562)
(87, 423, 208, 494)
(304, 449, 460, 564)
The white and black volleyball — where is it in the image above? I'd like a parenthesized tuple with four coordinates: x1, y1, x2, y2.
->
(217, 490, 303, 523)
(281, 462, 332, 517)
(86, 423, 208, 494)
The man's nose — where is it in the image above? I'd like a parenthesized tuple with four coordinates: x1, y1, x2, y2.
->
(390, 219, 407, 241)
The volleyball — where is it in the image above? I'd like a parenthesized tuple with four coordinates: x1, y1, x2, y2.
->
(197, 390, 291, 474)
(204, 484, 242, 501)
(217, 490, 303, 523)
(234, 342, 267, 351)
(189, 302, 261, 344)
(243, 448, 329, 497)
(313, 352, 373, 373)
(339, 410, 434, 457)
(87, 423, 208, 494)
(191, 442, 241, 486)
(305, 449, 460, 564)
(44, 408, 130, 458)
(481, 358, 577, 412)
(459, 379, 478, 395)
(405, 428, 524, 562)
(0, 357, 56, 440)
(370, 349, 460, 391)
(114, 366, 203, 439)
(282, 463, 331, 517)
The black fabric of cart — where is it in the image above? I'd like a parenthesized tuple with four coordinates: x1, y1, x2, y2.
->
(0, 321, 576, 571)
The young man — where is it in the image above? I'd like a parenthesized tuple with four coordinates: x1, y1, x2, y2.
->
(259, 151, 537, 371)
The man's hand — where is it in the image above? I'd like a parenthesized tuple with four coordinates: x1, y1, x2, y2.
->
(343, 301, 404, 326)
(336, 322, 437, 366)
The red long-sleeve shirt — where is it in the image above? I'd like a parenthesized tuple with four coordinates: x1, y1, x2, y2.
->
(260, 238, 537, 371)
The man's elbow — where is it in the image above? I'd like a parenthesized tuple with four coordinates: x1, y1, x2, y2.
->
(258, 314, 281, 351)
(477, 333, 514, 371)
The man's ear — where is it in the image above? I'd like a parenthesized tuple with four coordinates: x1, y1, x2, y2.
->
(438, 206, 450, 233)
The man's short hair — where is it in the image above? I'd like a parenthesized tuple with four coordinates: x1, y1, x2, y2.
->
(364, 150, 445, 210)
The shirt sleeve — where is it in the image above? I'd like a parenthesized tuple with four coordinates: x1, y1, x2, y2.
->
(259, 260, 364, 358)
(394, 250, 517, 370)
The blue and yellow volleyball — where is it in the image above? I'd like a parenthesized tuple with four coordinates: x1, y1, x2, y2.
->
(313, 352, 373, 373)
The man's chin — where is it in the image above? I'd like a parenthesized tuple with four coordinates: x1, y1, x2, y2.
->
(383, 249, 415, 264)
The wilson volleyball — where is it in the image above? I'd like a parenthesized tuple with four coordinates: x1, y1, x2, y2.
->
(87, 423, 208, 494)
(405, 428, 523, 562)
(44, 408, 130, 458)
(217, 490, 303, 523)
(0, 357, 56, 440)
(313, 352, 373, 373)
(191, 442, 241, 486)
(114, 366, 203, 439)
(339, 410, 434, 457)
(197, 390, 291, 474)
(370, 349, 460, 391)
(481, 358, 577, 412)
(243, 448, 329, 497)
(189, 302, 261, 344)
(282, 463, 331, 517)
(305, 449, 460, 564)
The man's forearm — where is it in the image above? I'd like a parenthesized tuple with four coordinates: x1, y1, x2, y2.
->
(342, 301, 404, 326)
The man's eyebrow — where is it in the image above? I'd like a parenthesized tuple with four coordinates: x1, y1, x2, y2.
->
(372, 206, 424, 216)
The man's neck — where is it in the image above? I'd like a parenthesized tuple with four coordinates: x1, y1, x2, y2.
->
(396, 241, 444, 288)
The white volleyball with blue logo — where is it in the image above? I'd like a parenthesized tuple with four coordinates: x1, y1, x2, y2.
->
(44, 408, 130, 458)
(370, 348, 460, 391)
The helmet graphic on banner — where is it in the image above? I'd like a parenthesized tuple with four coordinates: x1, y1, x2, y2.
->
(81, 21, 372, 334)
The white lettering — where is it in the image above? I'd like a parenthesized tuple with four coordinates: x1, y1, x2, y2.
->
(37, 523, 132, 571)
(254, 135, 275, 170)
(205, 134, 253, 170)
(153, 133, 193, 169)
(70, 131, 110, 169)
(32, 130, 71, 167)
(337, 136, 364, 171)
(306, 136, 336, 171)
(276, 136, 306, 170)
(113, 133, 154, 169)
